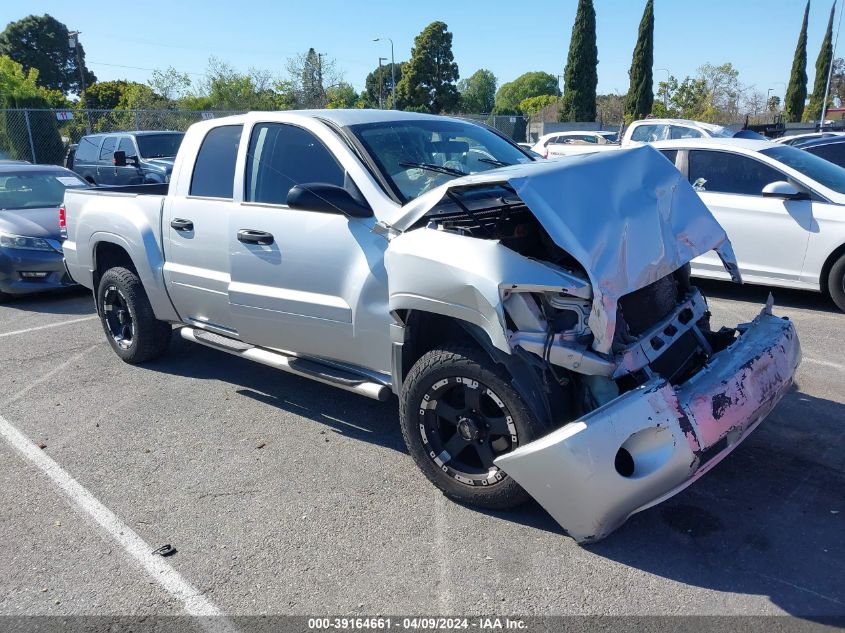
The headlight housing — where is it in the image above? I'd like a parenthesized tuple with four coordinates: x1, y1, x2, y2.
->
(0, 232, 55, 251)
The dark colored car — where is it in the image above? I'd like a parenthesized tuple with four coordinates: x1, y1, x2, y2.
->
(72, 131, 184, 186)
(794, 135, 845, 168)
(0, 164, 88, 301)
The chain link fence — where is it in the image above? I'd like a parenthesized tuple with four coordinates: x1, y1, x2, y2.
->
(0, 108, 532, 165)
(0, 109, 245, 165)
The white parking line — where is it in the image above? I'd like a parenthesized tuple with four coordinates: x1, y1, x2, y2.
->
(0, 315, 99, 338)
(803, 356, 845, 373)
(0, 412, 237, 628)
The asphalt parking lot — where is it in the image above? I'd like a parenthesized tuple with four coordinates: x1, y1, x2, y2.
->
(0, 281, 842, 622)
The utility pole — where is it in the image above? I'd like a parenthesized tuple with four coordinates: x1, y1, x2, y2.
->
(68, 30, 91, 133)
(317, 52, 327, 107)
(821, 0, 845, 130)
(374, 38, 396, 108)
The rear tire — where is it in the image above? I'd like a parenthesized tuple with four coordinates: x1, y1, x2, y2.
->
(828, 254, 845, 312)
(97, 267, 171, 363)
(399, 343, 544, 510)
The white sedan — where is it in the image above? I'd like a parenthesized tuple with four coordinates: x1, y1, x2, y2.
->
(652, 138, 845, 311)
(530, 131, 618, 158)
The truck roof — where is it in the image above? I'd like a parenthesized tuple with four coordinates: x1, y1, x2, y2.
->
(80, 130, 185, 137)
(207, 109, 469, 128)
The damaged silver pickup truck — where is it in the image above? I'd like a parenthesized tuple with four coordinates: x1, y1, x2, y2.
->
(62, 110, 801, 542)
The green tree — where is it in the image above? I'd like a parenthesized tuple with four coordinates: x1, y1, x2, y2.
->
(494, 71, 559, 114)
(805, 2, 836, 121)
(597, 93, 625, 125)
(785, 1, 810, 122)
(395, 21, 460, 113)
(326, 82, 363, 109)
(81, 80, 148, 110)
(364, 61, 406, 108)
(624, 0, 654, 121)
(559, 0, 598, 121)
(519, 95, 560, 117)
(0, 14, 96, 93)
(148, 66, 192, 102)
(459, 69, 497, 113)
(0, 56, 66, 163)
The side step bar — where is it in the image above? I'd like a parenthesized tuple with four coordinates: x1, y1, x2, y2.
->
(179, 327, 391, 402)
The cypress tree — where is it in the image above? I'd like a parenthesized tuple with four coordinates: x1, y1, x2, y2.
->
(805, 2, 836, 122)
(785, 2, 810, 122)
(559, 0, 598, 122)
(624, 0, 655, 121)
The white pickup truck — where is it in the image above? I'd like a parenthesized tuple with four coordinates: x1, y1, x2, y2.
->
(62, 110, 801, 542)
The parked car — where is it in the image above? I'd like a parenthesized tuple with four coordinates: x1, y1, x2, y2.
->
(622, 118, 764, 146)
(531, 130, 618, 158)
(63, 111, 800, 542)
(774, 131, 845, 146)
(793, 135, 845, 168)
(0, 164, 87, 301)
(72, 131, 185, 186)
(652, 137, 845, 310)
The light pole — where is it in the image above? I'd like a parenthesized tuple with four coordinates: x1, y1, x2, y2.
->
(377, 57, 387, 109)
(67, 30, 91, 134)
(656, 67, 670, 111)
(374, 37, 395, 108)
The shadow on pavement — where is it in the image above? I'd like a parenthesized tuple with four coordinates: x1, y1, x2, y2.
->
(0, 287, 93, 316)
(696, 278, 841, 315)
(145, 336, 404, 454)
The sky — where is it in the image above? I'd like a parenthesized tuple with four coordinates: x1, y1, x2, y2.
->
(2, 0, 842, 103)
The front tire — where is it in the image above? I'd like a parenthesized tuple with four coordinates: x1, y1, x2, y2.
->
(399, 344, 544, 510)
(828, 254, 845, 312)
(97, 267, 171, 363)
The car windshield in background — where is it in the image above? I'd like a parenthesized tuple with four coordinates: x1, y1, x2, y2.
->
(136, 133, 184, 158)
(0, 170, 87, 210)
(349, 119, 533, 202)
(761, 145, 845, 195)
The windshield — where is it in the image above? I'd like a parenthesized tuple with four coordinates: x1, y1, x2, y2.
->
(0, 170, 87, 210)
(136, 133, 184, 159)
(761, 144, 845, 195)
(349, 119, 533, 202)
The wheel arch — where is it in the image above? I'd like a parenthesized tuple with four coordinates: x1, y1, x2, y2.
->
(393, 309, 555, 430)
(89, 234, 180, 323)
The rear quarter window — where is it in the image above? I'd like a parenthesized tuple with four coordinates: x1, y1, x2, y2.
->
(189, 125, 243, 198)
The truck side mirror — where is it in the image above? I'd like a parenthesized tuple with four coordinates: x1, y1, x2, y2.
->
(287, 183, 373, 218)
(112, 150, 127, 167)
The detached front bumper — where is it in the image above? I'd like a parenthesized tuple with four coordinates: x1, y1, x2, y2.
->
(495, 303, 801, 543)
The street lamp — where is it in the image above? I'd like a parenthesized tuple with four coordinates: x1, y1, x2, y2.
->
(373, 37, 395, 108)
(656, 67, 670, 111)
(377, 57, 388, 109)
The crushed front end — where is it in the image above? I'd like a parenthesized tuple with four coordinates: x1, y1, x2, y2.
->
(495, 298, 800, 542)
(386, 146, 801, 542)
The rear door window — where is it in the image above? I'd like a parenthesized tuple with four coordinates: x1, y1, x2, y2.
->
(630, 124, 667, 143)
(98, 136, 117, 162)
(245, 123, 345, 206)
(688, 150, 784, 195)
(189, 125, 243, 198)
(75, 136, 100, 162)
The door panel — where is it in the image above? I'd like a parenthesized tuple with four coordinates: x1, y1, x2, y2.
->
(162, 197, 238, 332)
(228, 208, 391, 372)
(692, 193, 812, 280)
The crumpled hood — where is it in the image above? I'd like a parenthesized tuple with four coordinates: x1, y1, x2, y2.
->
(0, 206, 61, 240)
(388, 145, 740, 354)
